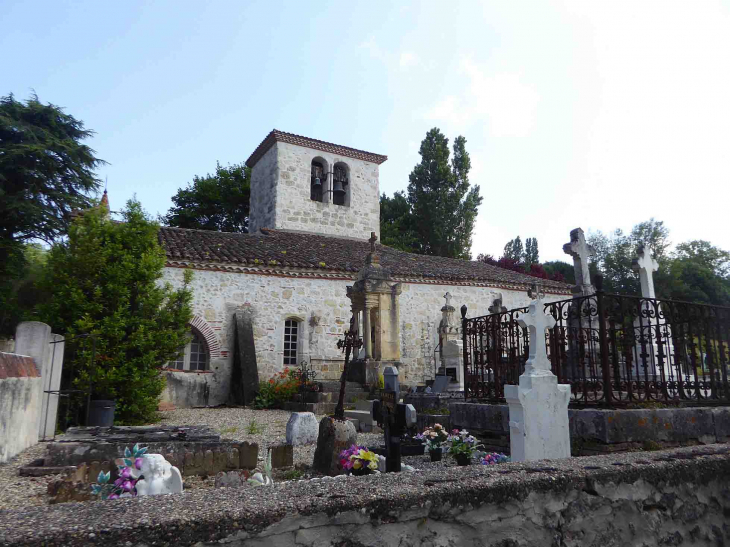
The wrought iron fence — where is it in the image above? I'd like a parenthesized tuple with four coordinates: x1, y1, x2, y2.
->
(462, 286, 730, 406)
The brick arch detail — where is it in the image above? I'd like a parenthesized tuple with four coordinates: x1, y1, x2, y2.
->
(190, 316, 221, 359)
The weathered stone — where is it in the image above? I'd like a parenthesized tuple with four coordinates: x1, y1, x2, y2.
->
(47, 479, 91, 504)
(269, 444, 293, 468)
(214, 470, 247, 488)
(230, 310, 259, 406)
(203, 450, 214, 472)
(239, 442, 258, 469)
(285, 412, 319, 445)
(312, 416, 357, 476)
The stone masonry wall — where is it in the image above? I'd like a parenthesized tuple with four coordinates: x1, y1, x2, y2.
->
(248, 143, 279, 235)
(249, 141, 381, 240)
(162, 267, 568, 407)
(2, 445, 728, 546)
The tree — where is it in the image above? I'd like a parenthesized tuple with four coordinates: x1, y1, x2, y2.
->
(379, 191, 418, 251)
(0, 243, 49, 336)
(165, 162, 251, 232)
(542, 261, 575, 285)
(502, 237, 524, 262)
(38, 200, 194, 424)
(663, 240, 730, 305)
(524, 238, 539, 266)
(0, 93, 104, 303)
(404, 129, 483, 259)
(587, 218, 670, 294)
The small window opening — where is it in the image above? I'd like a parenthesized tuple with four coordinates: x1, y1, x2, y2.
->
(332, 164, 348, 206)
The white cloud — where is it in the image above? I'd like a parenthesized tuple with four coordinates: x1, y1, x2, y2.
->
(399, 51, 418, 68)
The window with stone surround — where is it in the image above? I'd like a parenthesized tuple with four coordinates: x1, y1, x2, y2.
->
(167, 330, 210, 371)
(283, 319, 300, 366)
(310, 160, 325, 202)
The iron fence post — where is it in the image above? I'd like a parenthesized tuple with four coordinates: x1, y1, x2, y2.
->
(595, 275, 613, 407)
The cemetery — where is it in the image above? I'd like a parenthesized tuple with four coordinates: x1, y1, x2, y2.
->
(1, 219, 730, 546)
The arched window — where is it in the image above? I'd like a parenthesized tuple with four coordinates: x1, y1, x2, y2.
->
(168, 330, 210, 371)
(332, 162, 349, 206)
(311, 160, 325, 202)
(283, 318, 301, 366)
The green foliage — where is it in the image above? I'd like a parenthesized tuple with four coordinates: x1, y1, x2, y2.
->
(219, 426, 238, 435)
(253, 367, 301, 409)
(164, 162, 250, 232)
(282, 468, 304, 481)
(246, 419, 264, 435)
(524, 238, 539, 265)
(379, 191, 418, 251)
(588, 219, 730, 305)
(0, 93, 104, 332)
(0, 243, 50, 336)
(380, 128, 482, 259)
(37, 200, 194, 424)
(588, 218, 670, 295)
(503, 236, 524, 262)
(542, 261, 575, 284)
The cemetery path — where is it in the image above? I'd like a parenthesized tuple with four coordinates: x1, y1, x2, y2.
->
(0, 443, 62, 510)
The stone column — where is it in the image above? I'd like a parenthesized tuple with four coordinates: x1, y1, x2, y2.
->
(363, 305, 372, 359)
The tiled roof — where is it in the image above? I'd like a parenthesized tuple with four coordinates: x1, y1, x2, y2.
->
(159, 227, 572, 292)
(245, 130, 388, 168)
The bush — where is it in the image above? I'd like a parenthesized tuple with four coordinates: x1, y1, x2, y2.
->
(253, 367, 301, 409)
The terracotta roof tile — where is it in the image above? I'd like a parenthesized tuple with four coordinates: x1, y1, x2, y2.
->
(159, 227, 572, 292)
(246, 130, 388, 168)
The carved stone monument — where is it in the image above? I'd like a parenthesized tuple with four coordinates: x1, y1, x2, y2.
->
(504, 289, 571, 462)
(563, 228, 595, 297)
(231, 309, 259, 406)
(346, 232, 402, 384)
(437, 292, 464, 391)
(133, 454, 183, 496)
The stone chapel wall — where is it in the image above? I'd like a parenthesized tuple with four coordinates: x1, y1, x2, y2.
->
(162, 267, 569, 407)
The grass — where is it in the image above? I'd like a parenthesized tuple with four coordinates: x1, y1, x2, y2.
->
(246, 419, 264, 435)
(219, 426, 238, 435)
(282, 469, 304, 481)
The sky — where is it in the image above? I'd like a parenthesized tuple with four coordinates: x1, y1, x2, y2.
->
(3, 0, 729, 262)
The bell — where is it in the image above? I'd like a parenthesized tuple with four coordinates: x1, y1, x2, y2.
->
(332, 179, 345, 198)
(313, 177, 321, 188)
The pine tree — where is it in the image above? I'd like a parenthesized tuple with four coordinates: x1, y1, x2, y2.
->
(38, 200, 194, 424)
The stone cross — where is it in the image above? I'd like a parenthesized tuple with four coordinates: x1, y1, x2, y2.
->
(632, 245, 659, 299)
(443, 292, 453, 308)
(563, 228, 594, 289)
(517, 299, 556, 375)
(369, 232, 378, 253)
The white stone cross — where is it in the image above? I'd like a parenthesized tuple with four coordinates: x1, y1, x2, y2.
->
(443, 292, 453, 308)
(563, 228, 594, 287)
(517, 301, 556, 375)
(632, 245, 659, 299)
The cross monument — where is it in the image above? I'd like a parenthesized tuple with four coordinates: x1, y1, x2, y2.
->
(632, 245, 659, 299)
(563, 228, 595, 295)
(517, 292, 556, 376)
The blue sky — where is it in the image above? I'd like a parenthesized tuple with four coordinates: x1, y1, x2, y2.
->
(3, 1, 729, 262)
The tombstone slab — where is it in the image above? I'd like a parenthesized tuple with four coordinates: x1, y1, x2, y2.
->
(231, 310, 259, 406)
(285, 412, 319, 445)
(269, 444, 293, 468)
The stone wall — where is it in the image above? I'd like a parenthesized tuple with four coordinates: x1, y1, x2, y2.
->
(2, 445, 728, 546)
(450, 403, 730, 454)
(162, 266, 568, 407)
(0, 353, 42, 463)
(249, 141, 381, 241)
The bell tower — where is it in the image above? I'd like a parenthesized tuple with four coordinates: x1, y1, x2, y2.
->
(246, 130, 387, 240)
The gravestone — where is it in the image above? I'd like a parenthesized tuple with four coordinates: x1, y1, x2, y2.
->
(231, 310, 259, 406)
(312, 416, 358, 476)
(504, 292, 571, 462)
(431, 375, 450, 394)
(371, 366, 417, 472)
(632, 245, 659, 299)
(285, 412, 319, 445)
(563, 228, 595, 296)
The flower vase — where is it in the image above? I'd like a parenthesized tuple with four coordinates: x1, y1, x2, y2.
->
(429, 449, 443, 462)
(454, 453, 471, 466)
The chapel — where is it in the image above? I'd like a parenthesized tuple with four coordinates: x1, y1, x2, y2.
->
(158, 130, 572, 407)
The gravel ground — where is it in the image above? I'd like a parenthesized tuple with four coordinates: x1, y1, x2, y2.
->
(0, 443, 64, 510)
(158, 407, 384, 471)
(0, 408, 390, 509)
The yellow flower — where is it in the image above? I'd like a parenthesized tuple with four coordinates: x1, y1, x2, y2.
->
(353, 460, 362, 469)
(368, 461, 378, 470)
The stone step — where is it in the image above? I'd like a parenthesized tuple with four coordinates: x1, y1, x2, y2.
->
(318, 381, 367, 393)
(355, 399, 376, 412)
(344, 410, 375, 426)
